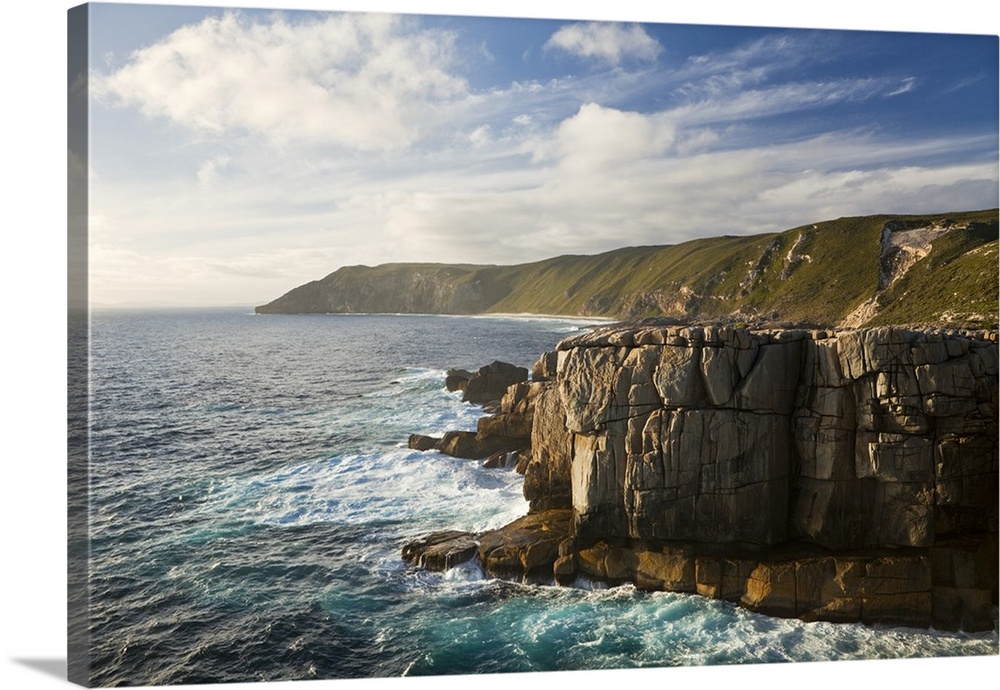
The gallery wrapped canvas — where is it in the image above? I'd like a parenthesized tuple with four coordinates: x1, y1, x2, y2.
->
(66, 1, 998, 688)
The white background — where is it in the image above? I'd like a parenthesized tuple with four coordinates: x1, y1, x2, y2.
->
(2, 1, 998, 689)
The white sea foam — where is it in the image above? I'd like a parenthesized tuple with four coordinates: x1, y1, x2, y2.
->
(215, 445, 526, 534)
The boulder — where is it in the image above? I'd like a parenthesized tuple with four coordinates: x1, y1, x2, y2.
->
(634, 545, 696, 592)
(532, 350, 558, 381)
(477, 412, 533, 440)
(445, 368, 474, 393)
(462, 361, 529, 406)
(408, 434, 440, 452)
(553, 554, 577, 584)
(401, 531, 479, 571)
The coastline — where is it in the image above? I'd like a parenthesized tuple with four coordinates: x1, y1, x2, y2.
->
(404, 321, 1000, 632)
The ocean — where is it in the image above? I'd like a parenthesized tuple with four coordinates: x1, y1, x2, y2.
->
(79, 307, 997, 686)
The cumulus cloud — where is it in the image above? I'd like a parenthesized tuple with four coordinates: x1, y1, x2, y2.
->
(534, 103, 675, 173)
(91, 11, 468, 150)
(545, 22, 662, 66)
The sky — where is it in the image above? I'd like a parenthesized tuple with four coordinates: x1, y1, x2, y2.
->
(76, 2, 999, 307)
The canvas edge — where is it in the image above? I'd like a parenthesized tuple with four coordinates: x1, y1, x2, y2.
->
(68, 3, 92, 687)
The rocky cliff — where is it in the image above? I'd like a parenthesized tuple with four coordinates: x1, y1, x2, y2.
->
(404, 323, 999, 631)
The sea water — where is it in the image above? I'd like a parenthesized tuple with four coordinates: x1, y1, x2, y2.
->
(81, 308, 997, 686)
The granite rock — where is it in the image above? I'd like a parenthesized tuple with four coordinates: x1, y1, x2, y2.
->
(406, 324, 998, 631)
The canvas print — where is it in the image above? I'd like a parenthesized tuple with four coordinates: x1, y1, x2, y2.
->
(67, 2, 999, 687)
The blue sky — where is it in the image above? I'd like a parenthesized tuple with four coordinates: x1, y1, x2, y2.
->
(78, 1, 999, 307)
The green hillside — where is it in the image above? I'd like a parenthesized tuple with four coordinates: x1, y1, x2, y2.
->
(256, 209, 999, 329)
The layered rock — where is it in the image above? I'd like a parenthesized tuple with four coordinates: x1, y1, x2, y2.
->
(529, 323, 998, 630)
(521, 384, 574, 511)
(402, 510, 574, 579)
(407, 430, 526, 460)
(404, 323, 998, 632)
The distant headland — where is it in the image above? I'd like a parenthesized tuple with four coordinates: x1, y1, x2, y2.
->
(255, 209, 998, 331)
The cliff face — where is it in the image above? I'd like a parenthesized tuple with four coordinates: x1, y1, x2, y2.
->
(255, 263, 510, 314)
(517, 323, 998, 629)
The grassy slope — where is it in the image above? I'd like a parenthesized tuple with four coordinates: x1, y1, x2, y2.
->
(258, 209, 999, 328)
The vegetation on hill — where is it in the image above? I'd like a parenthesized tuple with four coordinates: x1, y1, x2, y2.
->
(256, 209, 998, 329)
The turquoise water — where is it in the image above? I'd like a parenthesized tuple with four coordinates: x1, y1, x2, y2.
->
(81, 308, 998, 686)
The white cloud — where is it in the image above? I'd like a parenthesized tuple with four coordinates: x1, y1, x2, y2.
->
(886, 77, 917, 97)
(91, 11, 468, 150)
(84, 13, 998, 307)
(669, 78, 900, 127)
(87, 120, 998, 307)
(534, 103, 675, 173)
(467, 125, 493, 148)
(545, 22, 662, 66)
(675, 34, 826, 96)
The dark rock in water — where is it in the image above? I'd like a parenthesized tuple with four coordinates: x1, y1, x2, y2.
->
(436, 430, 526, 460)
(408, 434, 440, 451)
(435, 431, 481, 458)
(402, 510, 575, 580)
(401, 530, 480, 571)
(409, 431, 526, 460)
(445, 368, 474, 393)
(462, 361, 529, 406)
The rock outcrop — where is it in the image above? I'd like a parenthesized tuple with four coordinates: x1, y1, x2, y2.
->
(403, 510, 575, 579)
(404, 323, 998, 631)
(407, 361, 534, 462)
(408, 430, 526, 460)
(462, 361, 529, 408)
